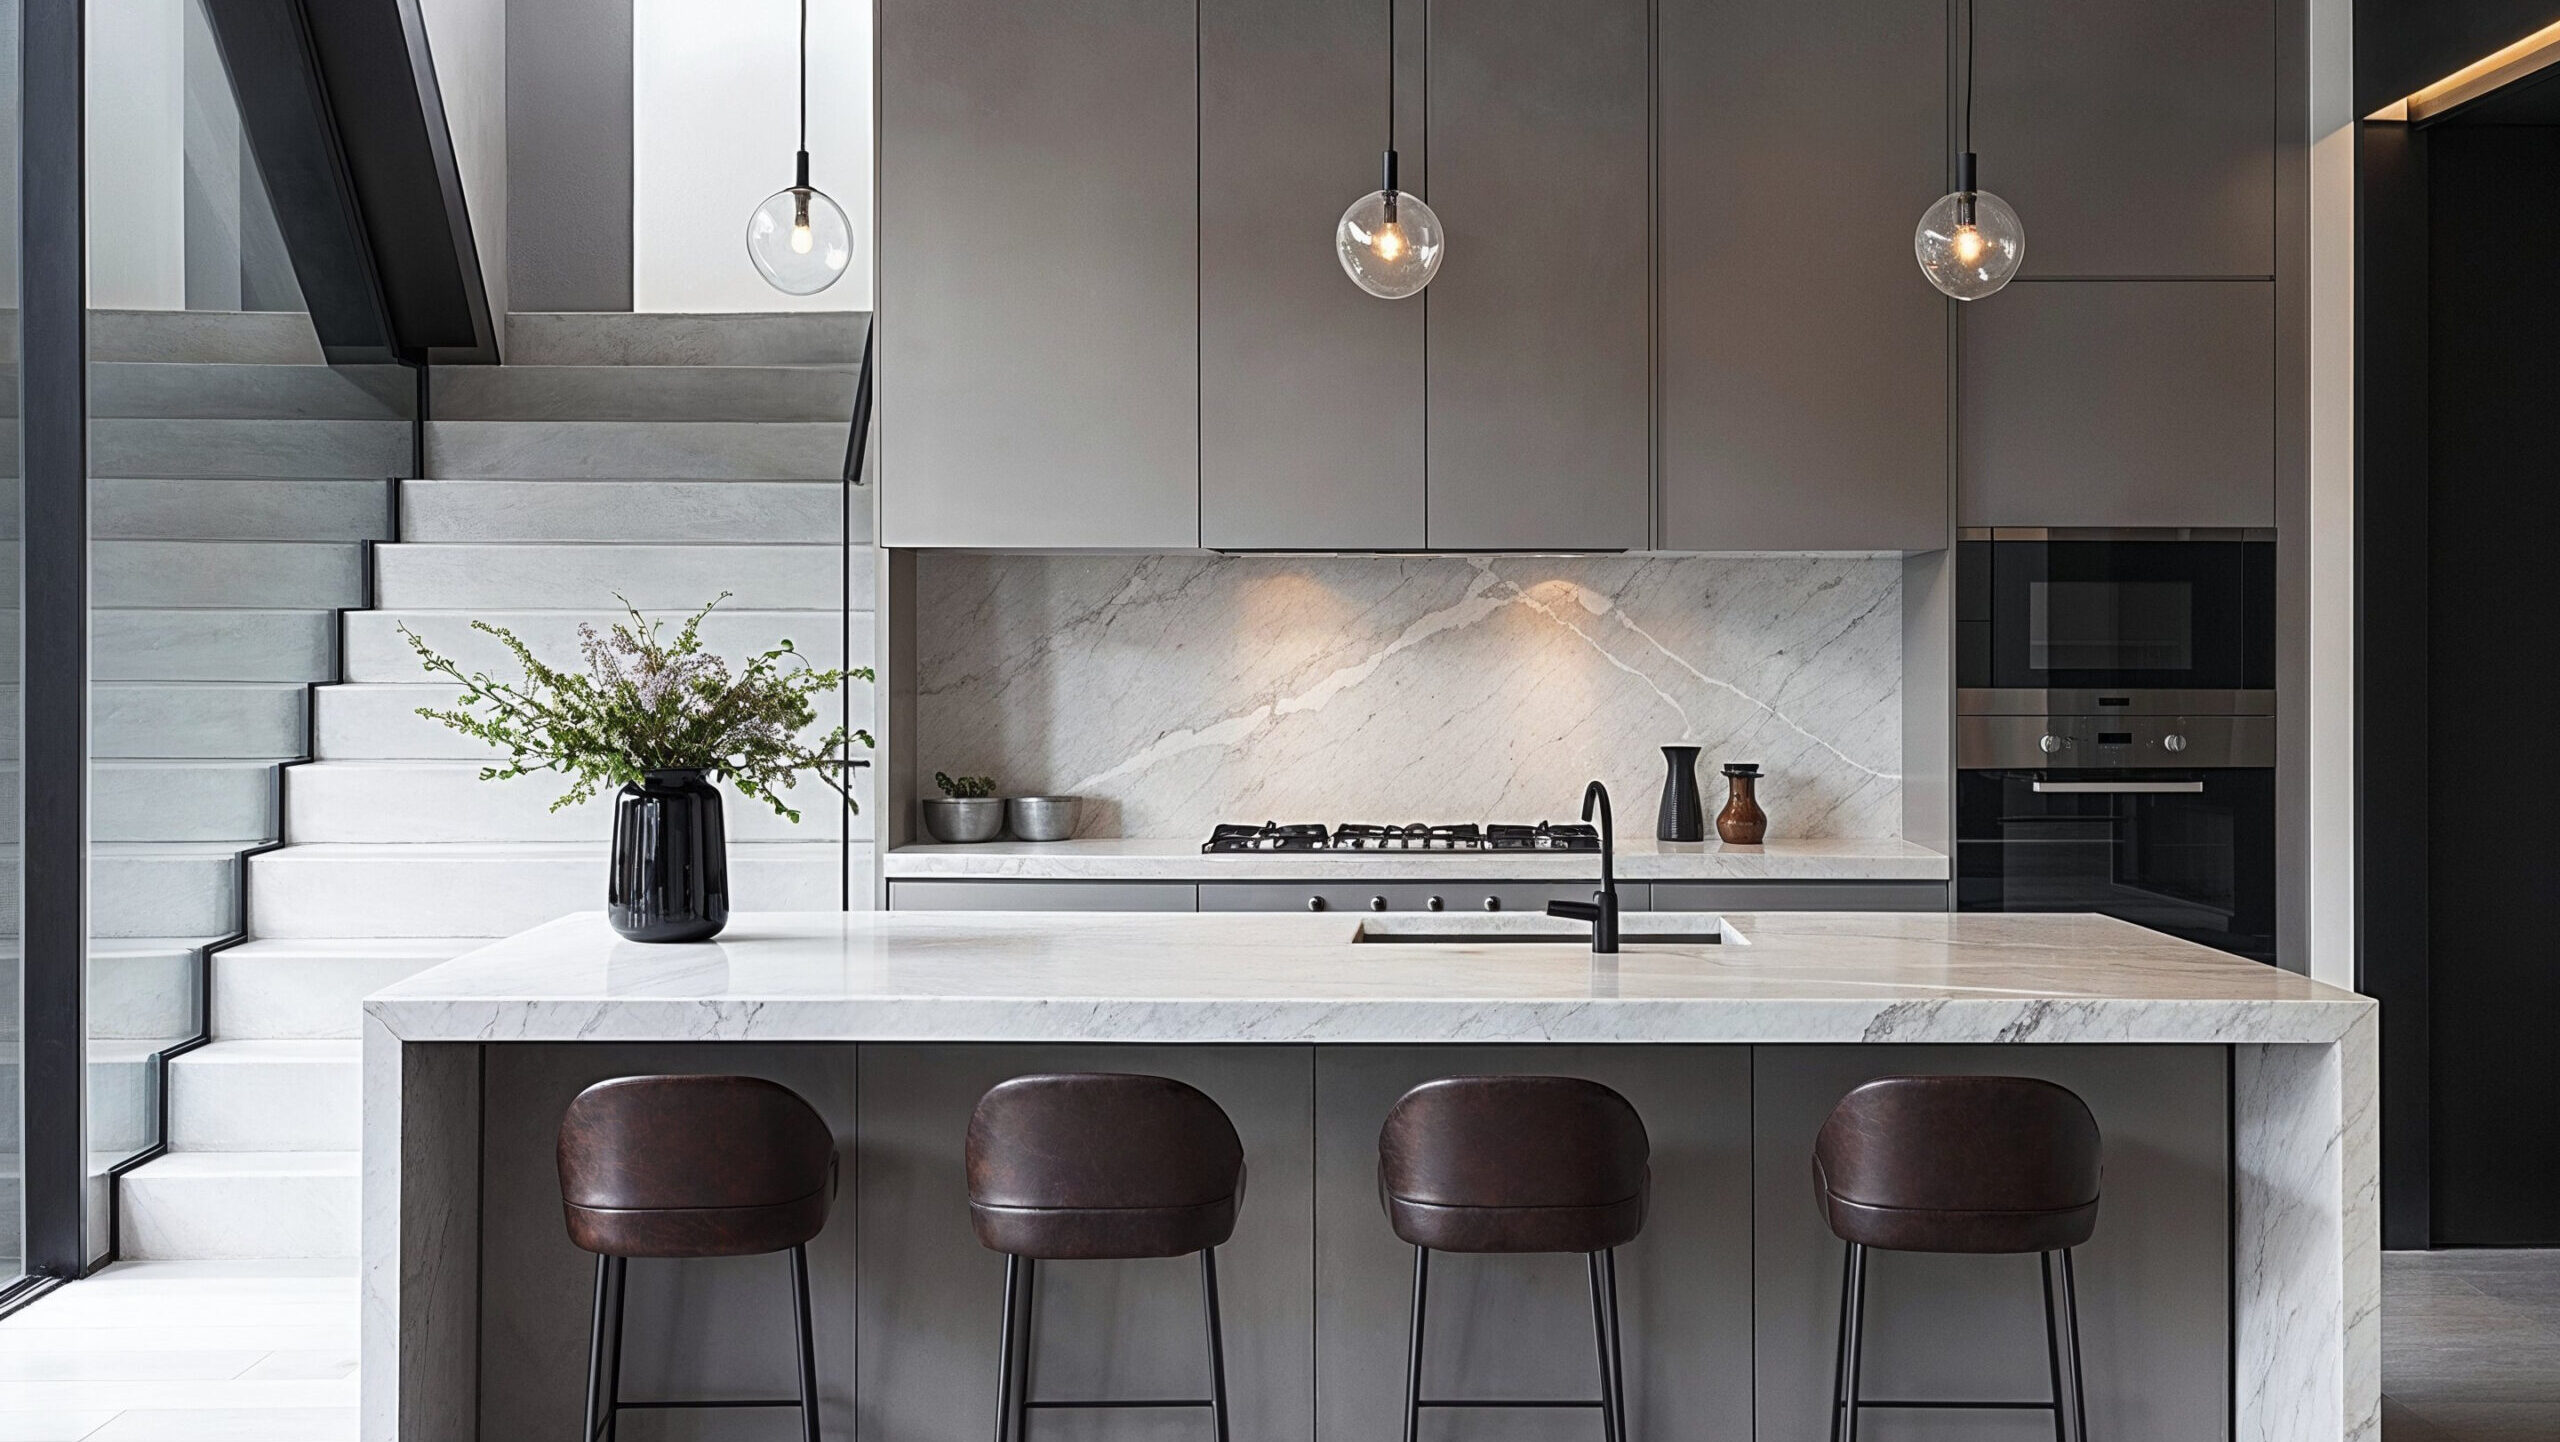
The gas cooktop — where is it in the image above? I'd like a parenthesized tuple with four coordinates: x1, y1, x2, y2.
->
(1201, 821, 1603, 854)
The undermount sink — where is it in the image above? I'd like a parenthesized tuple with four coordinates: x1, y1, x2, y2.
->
(1353, 915, 1733, 946)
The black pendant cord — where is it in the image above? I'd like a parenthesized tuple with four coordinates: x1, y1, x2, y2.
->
(1961, 0, 1973, 160)
(796, 0, 811, 182)
(1383, 0, 1398, 172)
(1956, 0, 1976, 223)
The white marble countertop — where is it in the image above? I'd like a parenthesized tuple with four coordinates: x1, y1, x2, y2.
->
(365, 909, 2364, 1046)
(884, 835, 1950, 881)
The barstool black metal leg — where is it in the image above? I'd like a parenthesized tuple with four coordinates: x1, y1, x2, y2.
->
(1830, 1243, 1855, 1442)
(582, 1254, 613, 1442)
(1841, 1243, 1869, 1442)
(1014, 1258, 1038, 1442)
(1403, 1245, 1430, 1442)
(2041, 1254, 2068, 1442)
(790, 1244, 821, 1442)
(1586, 1253, 1619, 1442)
(992, 1254, 1024, 1442)
(1200, 1248, 1233, 1442)
(602, 1257, 627, 1442)
(1603, 1248, 1628, 1442)
(2061, 1248, 2090, 1442)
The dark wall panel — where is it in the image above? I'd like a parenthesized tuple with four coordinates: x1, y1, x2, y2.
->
(2423, 124, 2560, 1245)
(507, 0, 632, 311)
(2357, 0, 2560, 118)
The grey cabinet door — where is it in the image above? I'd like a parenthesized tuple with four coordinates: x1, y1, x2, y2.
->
(1199, 0, 1425, 550)
(1973, 0, 2275, 278)
(877, 0, 1199, 548)
(1958, 281, 2275, 528)
(1656, 0, 1947, 553)
(1423, 0, 1651, 551)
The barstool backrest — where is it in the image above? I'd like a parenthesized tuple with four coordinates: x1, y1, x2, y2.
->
(1815, 1075, 2101, 1216)
(966, 1072, 1245, 1211)
(557, 1074, 836, 1257)
(1380, 1075, 1650, 1210)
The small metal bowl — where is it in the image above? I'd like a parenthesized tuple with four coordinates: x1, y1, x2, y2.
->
(920, 796, 1005, 843)
(1006, 796, 1082, 842)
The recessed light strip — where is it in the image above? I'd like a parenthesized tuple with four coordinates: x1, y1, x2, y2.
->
(2374, 17, 2560, 123)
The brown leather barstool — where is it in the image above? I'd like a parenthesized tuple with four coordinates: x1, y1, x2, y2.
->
(1814, 1075, 2103, 1442)
(1380, 1076, 1650, 1442)
(557, 1075, 836, 1442)
(966, 1073, 1246, 1442)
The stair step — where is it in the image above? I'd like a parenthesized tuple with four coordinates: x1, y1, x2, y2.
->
(340, 607, 856, 684)
(313, 676, 872, 759)
(94, 682, 307, 759)
(95, 608, 336, 683)
(285, 761, 856, 843)
(429, 364, 855, 421)
(117, 1152, 360, 1260)
(93, 418, 412, 479)
(167, 1042, 360, 1151)
(400, 478, 844, 542)
(212, 938, 476, 1039)
(504, 311, 867, 367)
(94, 760, 275, 843)
(89, 310, 326, 365)
(246, 842, 849, 937)
(93, 843, 249, 939)
(422, 420, 848, 480)
(96, 540, 366, 609)
(96, 477, 394, 542)
(92, 937, 216, 1041)
(372, 542, 854, 610)
(87, 361, 414, 420)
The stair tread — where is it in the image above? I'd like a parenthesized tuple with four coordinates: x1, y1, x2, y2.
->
(172, 1040, 358, 1064)
(218, 937, 483, 958)
(264, 840, 837, 856)
(92, 936, 224, 956)
(128, 1151, 359, 1177)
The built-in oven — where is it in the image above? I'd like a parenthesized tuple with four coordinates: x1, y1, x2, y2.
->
(1955, 712, 2277, 963)
(1958, 528, 2276, 704)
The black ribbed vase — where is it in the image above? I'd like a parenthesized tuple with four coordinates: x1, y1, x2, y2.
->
(1657, 745, 1705, 841)
(606, 768, 729, 943)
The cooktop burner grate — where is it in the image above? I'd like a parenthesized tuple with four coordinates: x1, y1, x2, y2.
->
(1199, 821, 1603, 854)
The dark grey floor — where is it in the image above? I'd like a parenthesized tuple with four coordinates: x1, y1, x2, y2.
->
(2388, 1251, 2560, 1439)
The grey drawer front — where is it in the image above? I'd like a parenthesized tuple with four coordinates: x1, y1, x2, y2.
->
(888, 881, 1199, 912)
(1651, 881, 1948, 912)
(1198, 882, 1649, 915)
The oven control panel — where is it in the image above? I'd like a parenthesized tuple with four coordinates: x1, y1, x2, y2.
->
(1957, 713, 2274, 770)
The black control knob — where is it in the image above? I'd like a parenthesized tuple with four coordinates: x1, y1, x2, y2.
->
(1483, 896, 1502, 912)
(1426, 895, 1445, 912)
(1369, 896, 1388, 912)
(1307, 897, 1326, 912)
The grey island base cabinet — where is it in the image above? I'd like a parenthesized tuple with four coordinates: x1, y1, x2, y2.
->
(366, 912, 2374, 1442)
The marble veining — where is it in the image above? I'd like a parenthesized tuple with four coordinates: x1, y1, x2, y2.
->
(916, 553, 1902, 839)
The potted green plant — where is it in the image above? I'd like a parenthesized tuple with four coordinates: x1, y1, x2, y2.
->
(400, 595, 873, 942)
(924, 772, 1004, 843)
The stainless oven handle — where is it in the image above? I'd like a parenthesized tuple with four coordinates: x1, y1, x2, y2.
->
(2030, 780, 2207, 794)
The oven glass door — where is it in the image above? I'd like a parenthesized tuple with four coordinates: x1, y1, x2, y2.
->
(1956, 767, 2276, 963)
(1984, 540, 2274, 691)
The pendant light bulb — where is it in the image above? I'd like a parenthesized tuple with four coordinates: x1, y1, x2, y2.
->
(1338, 151, 1445, 300)
(747, 3, 855, 295)
(1916, 153, 2023, 300)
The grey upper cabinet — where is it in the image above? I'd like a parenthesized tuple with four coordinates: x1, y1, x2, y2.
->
(1972, 0, 2276, 278)
(877, 0, 1199, 549)
(1199, 0, 1425, 551)
(1423, 0, 1651, 552)
(1656, 0, 1948, 553)
(1958, 281, 2275, 528)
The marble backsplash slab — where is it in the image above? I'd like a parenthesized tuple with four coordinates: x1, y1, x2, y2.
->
(915, 553, 1903, 839)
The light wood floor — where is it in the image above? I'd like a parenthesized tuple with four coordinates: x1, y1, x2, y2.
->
(2389, 1250, 2560, 1440)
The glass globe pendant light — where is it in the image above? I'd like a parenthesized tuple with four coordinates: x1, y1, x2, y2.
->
(1335, 0, 1443, 298)
(746, 0, 853, 296)
(1915, 0, 2023, 300)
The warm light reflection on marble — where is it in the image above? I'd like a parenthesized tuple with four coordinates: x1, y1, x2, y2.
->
(916, 553, 1902, 838)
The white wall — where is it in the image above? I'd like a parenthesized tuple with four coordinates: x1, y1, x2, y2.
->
(633, 0, 870, 312)
(2306, 0, 2356, 992)
(87, 0, 185, 310)
(418, 0, 511, 334)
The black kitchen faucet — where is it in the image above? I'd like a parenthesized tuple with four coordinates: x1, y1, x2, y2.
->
(1545, 781, 1620, 953)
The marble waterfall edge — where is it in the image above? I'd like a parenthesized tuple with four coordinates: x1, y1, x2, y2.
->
(915, 553, 1902, 839)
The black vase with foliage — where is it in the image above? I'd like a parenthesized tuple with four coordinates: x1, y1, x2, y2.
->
(400, 595, 874, 942)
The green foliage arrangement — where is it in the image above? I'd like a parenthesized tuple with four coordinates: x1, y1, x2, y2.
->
(400, 594, 874, 821)
(934, 772, 998, 799)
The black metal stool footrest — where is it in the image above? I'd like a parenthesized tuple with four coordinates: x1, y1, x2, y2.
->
(1022, 1399, 1216, 1410)
(1419, 1399, 1611, 1409)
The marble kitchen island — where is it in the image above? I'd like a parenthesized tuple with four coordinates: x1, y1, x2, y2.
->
(363, 910, 2373, 1442)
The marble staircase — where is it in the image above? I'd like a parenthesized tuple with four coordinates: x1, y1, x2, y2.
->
(115, 311, 869, 1260)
